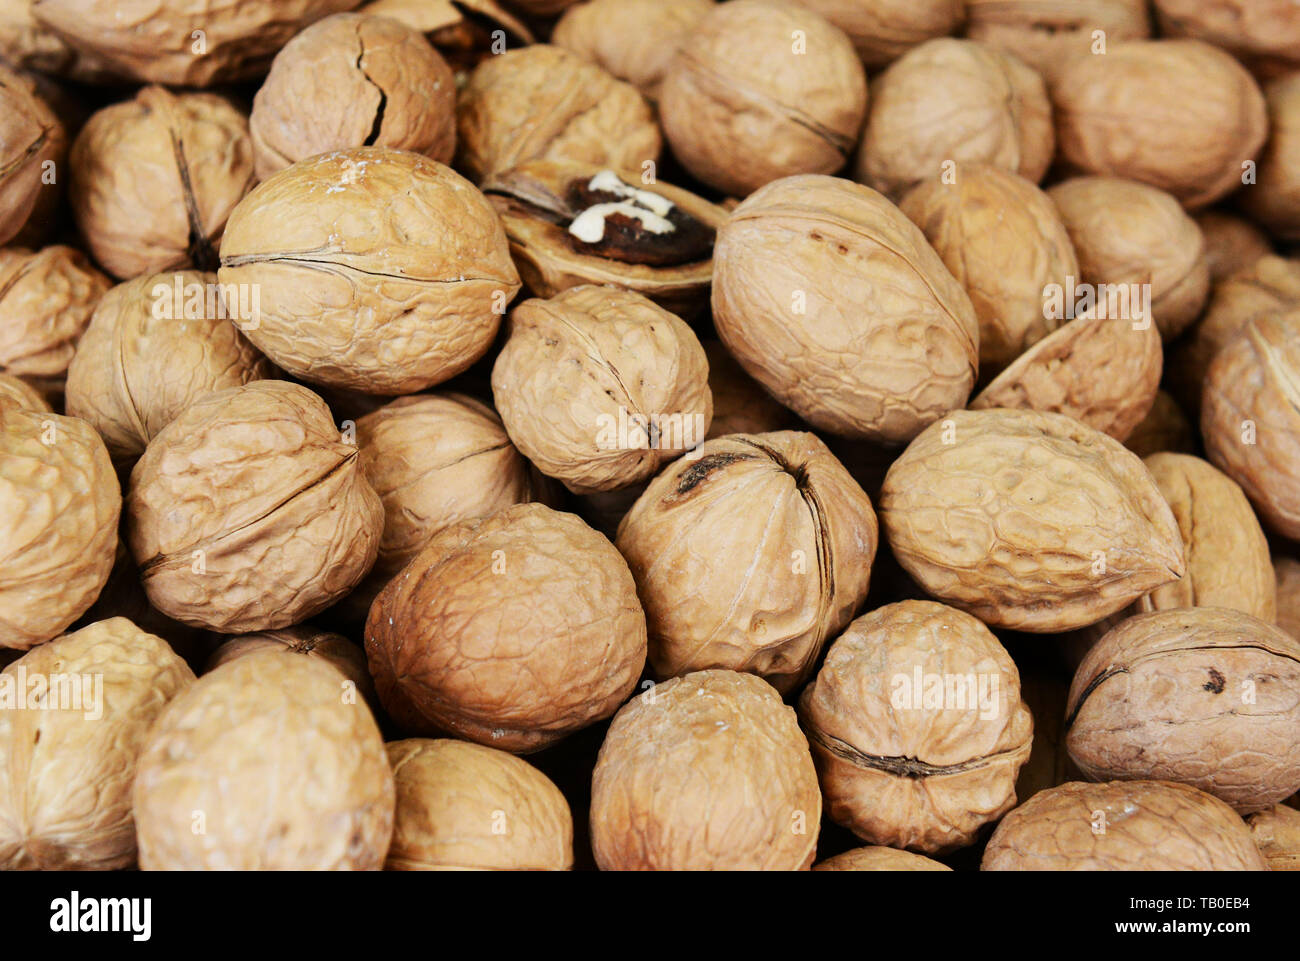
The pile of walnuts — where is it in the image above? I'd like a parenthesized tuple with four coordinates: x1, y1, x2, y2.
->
(3, 0, 1300, 874)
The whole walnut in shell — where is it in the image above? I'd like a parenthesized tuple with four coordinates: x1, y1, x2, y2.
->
(703, 342, 795, 439)
(1050, 40, 1268, 209)
(0, 245, 110, 380)
(492, 285, 712, 494)
(1239, 75, 1300, 243)
(813, 846, 951, 871)
(1245, 804, 1300, 870)
(965, 0, 1151, 81)
(982, 780, 1268, 870)
(0, 373, 50, 414)
(1195, 210, 1273, 282)
(250, 13, 456, 181)
(1276, 556, 1300, 641)
(712, 175, 978, 444)
(387, 739, 573, 870)
(615, 431, 876, 693)
(456, 45, 660, 184)
(658, 0, 867, 197)
(854, 38, 1052, 201)
(1154, 0, 1300, 79)
(1124, 391, 1195, 459)
(0, 409, 119, 650)
(800, 600, 1033, 853)
(0, 0, 112, 79)
(218, 148, 520, 394)
(71, 86, 255, 280)
(126, 380, 383, 633)
(789, 0, 963, 68)
(0, 65, 64, 247)
(0, 618, 194, 870)
(133, 650, 394, 870)
(365, 503, 647, 753)
(65, 271, 272, 464)
(1066, 608, 1300, 814)
(205, 626, 375, 708)
(900, 164, 1078, 370)
(590, 670, 821, 870)
(879, 409, 1186, 632)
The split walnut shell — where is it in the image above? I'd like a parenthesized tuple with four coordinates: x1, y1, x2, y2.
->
(491, 285, 712, 494)
(205, 626, 375, 708)
(219, 148, 519, 394)
(1050, 40, 1268, 210)
(0, 65, 64, 247)
(456, 44, 660, 184)
(365, 503, 647, 753)
(1154, 0, 1300, 79)
(386, 739, 573, 871)
(0, 374, 50, 414)
(855, 38, 1052, 201)
(712, 175, 978, 444)
(0, 245, 110, 380)
(964, 0, 1152, 82)
(590, 670, 821, 871)
(615, 431, 877, 694)
(879, 409, 1186, 633)
(813, 846, 951, 871)
(1124, 391, 1195, 460)
(126, 380, 383, 633)
(250, 12, 457, 181)
(133, 650, 394, 870)
(789, 0, 964, 69)
(658, 0, 867, 197)
(0, 618, 194, 870)
(482, 161, 726, 320)
(1239, 75, 1300, 243)
(65, 271, 273, 464)
(1195, 210, 1273, 282)
(800, 600, 1033, 853)
(71, 86, 255, 280)
(1065, 607, 1300, 814)
(981, 780, 1268, 870)
(1246, 804, 1300, 870)
(0, 409, 119, 651)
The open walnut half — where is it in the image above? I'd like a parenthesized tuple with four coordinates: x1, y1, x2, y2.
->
(482, 160, 726, 320)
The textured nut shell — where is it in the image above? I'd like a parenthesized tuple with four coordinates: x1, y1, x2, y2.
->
(790, 0, 963, 68)
(0, 374, 50, 414)
(1135, 454, 1275, 621)
(590, 670, 821, 870)
(1239, 75, 1300, 242)
(615, 431, 876, 693)
(358, 0, 533, 45)
(713, 175, 978, 443)
(0, 619, 193, 870)
(982, 780, 1267, 870)
(966, 0, 1150, 81)
(65, 272, 272, 463)
(126, 380, 383, 633)
(1066, 608, 1300, 813)
(880, 409, 1186, 632)
(0, 410, 119, 650)
(456, 45, 660, 184)
(133, 651, 393, 869)
(703, 342, 794, 439)
(855, 38, 1053, 200)
(1277, 556, 1300, 641)
(218, 148, 519, 394)
(1246, 804, 1300, 870)
(800, 601, 1033, 852)
(900, 164, 1078, 370)
(658, 0, 867, 197)
(492, 286, 712, 494)
(1050, 40, 1268, 209)
(0, 65, 64, 247)
(813, 846, 951, 871)
(0, 0, 109, 78)
(1197, 211, 1273, 282)
(1154, 0, 1300, 77)
(365, 503, 646, 753)
(0, 246, 110, 379)
(386, 739, 572, 870)
(251, 13, 456, 181)
(205, 626, 375, 707)
(969, 312, 1162, 442)
(1124, 391, 1195, 459)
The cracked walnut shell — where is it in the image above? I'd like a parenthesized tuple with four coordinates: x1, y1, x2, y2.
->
(0, 245, 110, 381)
(0, 65, 64, 248)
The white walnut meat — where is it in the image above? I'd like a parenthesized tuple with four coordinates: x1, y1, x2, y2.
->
(1245, 804, 1300, 870)
(879, 409, 1186, 633)
(0, 618, 194, 870)
(1195, 211, 1273, 283)
(218, 147, 520, 394)
(789, 0, 963, 69)
(205, 626, 375, 708)
(492, 285, 712, 494)
(799, 600, 1033, 853)
(964, 0, 1151, 81)
(657, 0, 867, 197)
(386, 738, 573, 870)
(250, 12, 457, 182)
(1124, 391, 1195, 460)
(71, 86, 255, 281)
(615, 431, 877, 694)
(855, 38, 1053, 201)
(0, 246, 111, 380)
(126, 380, 383, 633)
(1047, 176, 1210, 341)
(133, 650, 394, 870)
(712, 175, 978, 444)
(1050, 40, 1268, 210)
(0, 409, 119, 650)
(1154, 0, 1300, 79)
(1065, 608, 1300, 814)
(813, 846, 951, 871)
(981, 780, 1268, 870)
(64, 271, 273, 464)
(590, 669, 821, 871)
(0, 374, 50, 414)
(899, 164, 1078, 371)
(0, 65, 64, 247)
(1239, 75, 1300, 242)
(30, 0, 363, 86)
(456, 44, 660, 185)
(365, 503, 647, 753)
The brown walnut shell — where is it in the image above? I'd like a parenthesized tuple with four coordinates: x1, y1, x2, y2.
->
(813, 846, 951, 871)
(790, 0, 964, 69)
(1154, 0, 1300, 79)
(1239, 75, 1300, 243)
(1195, 210, 1273, 283)
(358, 0, 534, 55)
(0, 373, 50, 414)
(703, 341, 795, 439)
(205, 626, 375, 708)
(0, 0, 115, 79)
(1245, 804, 1300, 870)
(0, 65, 64, 247)
(0, 246, 111, 380)
(1276, 556, 1300, 641)
(1123, 391, 1196, 460)
(965, 0, 1151, 81)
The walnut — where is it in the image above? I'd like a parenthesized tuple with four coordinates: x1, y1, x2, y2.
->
(0, 64, 64, 247)
(789, 0, 964, 68)
(0, 245, 110, 381)
(0, 373, 51, 414)
(813, 846, 951, 871)
(1154, 0, 1300, 79)
(205, 626, 375, 708)
(1195, 210, 1273, 282)
(703, 341, 796, 439)
(1276, 556, 1300, 641)
(965, 0, 1151, 81)
(1239, 74, 1300, 242)
(1124, 391, 1196, 459)
(1245, 804, 1300, 870)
